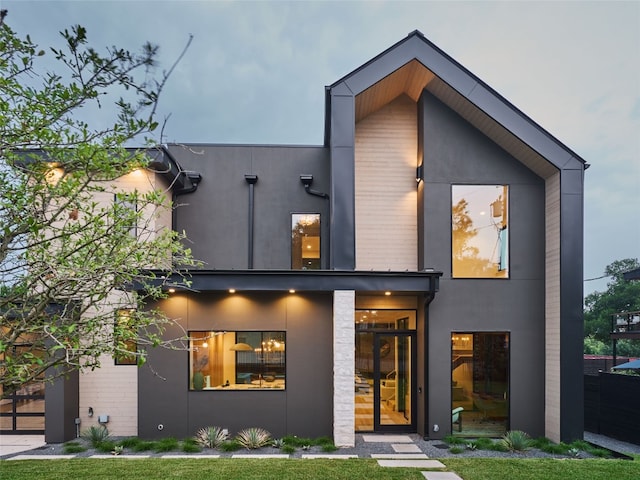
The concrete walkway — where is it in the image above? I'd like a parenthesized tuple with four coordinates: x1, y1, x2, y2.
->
(0, 435, 46, 456)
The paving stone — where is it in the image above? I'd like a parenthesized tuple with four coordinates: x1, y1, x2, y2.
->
(6, 455, 76, 460)
(421, 472, 463, 480)
(301, 454, 358, 459)
(362, 434, 414, 443)
(231, 454, 290, 459)
(371, 453, 429, 459)
(377, 459, 446, 468)
(392, 443, 422, 453)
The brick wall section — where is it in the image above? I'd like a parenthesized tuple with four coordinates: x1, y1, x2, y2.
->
(333, 290, 355, 447)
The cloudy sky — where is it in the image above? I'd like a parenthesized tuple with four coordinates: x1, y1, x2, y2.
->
(3, 0, 639, 296)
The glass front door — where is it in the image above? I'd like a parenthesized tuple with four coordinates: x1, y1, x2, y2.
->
(355, 330, 415, 432)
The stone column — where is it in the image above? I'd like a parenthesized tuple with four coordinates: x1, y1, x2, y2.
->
(333, 290, 355, 447)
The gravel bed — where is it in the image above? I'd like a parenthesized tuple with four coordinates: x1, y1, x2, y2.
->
(1, 433, 618, 460)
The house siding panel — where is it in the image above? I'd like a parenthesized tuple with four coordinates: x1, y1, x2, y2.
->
(355, 95, 417, 270)
(420, 90, 546, 438)
(545, 173, 561, 442)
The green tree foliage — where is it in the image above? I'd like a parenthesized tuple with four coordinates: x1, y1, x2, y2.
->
(0, 21, 196, 396)
(584, 258, 640, 356)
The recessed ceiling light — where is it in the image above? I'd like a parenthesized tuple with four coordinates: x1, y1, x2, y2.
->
(384, 291, 391, 296)
(228, 289, 236, 294)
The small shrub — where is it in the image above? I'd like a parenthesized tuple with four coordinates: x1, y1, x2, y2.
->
(96, 440, 116, 453)
(321, 443, 338, 452)
(587, 446, 611, 458)
(154, 437, 179, 452)
(195, 426, 229, 449)
(449, 446, 464, 454)
(443, 435, 466, 445)
(281, 444, 296, 454)
(181, 437, 202, 453)
(111, 445, 124, 456)
(80, 425, 110, 447)
(567, 447, 581, 458)
(301, 444, 311, 451)
(118, 437, 141, 449)
(219, 440, 241, 452)
(465, 443, 477, 451)
(236, 427, 272, 449)
(272, 438, 285, 449)
(63, 442, 87, 454)
(314, 436, 334, 446)
(282, 435, 314, 447)
(498, 430, 532, 452)
(471, 438, 494, 450)
(132, 441, 157, 452)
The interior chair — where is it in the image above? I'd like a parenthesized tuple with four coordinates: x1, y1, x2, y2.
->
(452, 406, 464, 432)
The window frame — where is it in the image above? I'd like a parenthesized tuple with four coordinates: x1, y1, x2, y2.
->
(114, 308, 138, 366)
(291, 213, 321, 270)
(451, 184, 509, 279)
(188, 330, 286, 391)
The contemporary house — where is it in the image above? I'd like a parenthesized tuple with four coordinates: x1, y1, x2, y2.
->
(5, 30, 586, 447)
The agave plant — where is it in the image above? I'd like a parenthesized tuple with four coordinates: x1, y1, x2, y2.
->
(271, 438, 285, 449)
(80, 425, 110, 447)
(195, 426, 229, 449)
(236, 427, 272, 449)
(498, 430, 532, 452)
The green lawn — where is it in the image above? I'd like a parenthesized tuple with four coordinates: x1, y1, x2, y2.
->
(1, 457, 638, 480)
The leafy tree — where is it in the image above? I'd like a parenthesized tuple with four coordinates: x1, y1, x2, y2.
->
(0, 21, 196, 396)
(584, 258, 640, 356)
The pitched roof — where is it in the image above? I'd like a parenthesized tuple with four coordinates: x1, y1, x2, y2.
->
(325, 30, 587, 178)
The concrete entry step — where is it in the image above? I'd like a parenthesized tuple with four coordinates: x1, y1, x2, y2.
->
(422, 472, 464, 480)
(377, 459, 446, 468)
(362, 434, 414, 443)
(392, 443, 422, 453)
(371, 453, 429, 459)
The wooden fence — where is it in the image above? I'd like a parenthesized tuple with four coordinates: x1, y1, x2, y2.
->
(584, 372, 640, 444)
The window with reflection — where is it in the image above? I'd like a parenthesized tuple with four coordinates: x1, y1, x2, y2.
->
(452, 185, 508, 278)
(114, 309, 138, 365)
(291, 213, 320, 269)
(189, 331, 285, 390)
(451, 332, 509, 436)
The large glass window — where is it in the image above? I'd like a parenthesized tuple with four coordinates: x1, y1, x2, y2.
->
(452, 185, 508, 278)
(291, 213, 320, 269)
(451, 332, 509, 436)
(189, 331, 285, 390)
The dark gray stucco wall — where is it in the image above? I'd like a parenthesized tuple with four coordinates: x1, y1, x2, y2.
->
(138, 292, 333, 439)
(419, 91, 546, 438)
(45, 369, 78, 443)
(168, 145, 329, 270)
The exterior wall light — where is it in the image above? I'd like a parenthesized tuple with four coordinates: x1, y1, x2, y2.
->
(416, 164, 424, 184)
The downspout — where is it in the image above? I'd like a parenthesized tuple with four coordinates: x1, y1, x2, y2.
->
(422, 288, 436, 440)
(245, 175, 258, 269)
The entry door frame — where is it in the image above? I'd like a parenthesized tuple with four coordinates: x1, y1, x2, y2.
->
(372, 330, 417, 433)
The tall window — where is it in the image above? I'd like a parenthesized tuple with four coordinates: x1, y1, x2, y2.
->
(189, 331, 285, 390)
(451, 332, 509, 436)
(291, 213, 320, 269)
(452, 185, 508, 278)
(114, 309, 137, 365)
